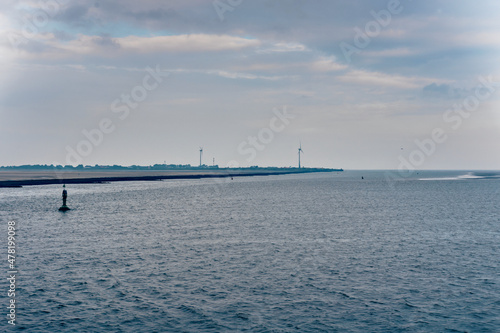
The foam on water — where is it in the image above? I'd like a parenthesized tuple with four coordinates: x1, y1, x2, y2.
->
(419, 171, 500, 181)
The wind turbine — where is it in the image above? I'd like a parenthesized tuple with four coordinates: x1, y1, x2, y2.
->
(199, 147, 203, 167)
(298, 142, 304, 168)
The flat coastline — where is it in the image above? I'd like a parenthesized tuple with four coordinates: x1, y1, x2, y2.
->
(0, 168, 342, 187)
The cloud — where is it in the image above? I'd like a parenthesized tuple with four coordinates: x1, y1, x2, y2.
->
(423, 83, 450, 94)
(256, 42, 308, 54)
(310, 56, 347, 72)
(6, 33, 261, 59)
(338, 69, 448, 89)
(421, 83, 460, 99)
(362, 48, 414, 58)
(227, 56, 347, 76)
(119, 34, 260, 53)
(421, 82, 497, 100)
(167, 68, 294, 81)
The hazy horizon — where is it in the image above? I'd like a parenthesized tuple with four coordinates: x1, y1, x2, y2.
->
(1, 1, 499, 170)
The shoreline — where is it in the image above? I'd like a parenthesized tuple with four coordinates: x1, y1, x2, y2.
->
(0, 168, 342, 188)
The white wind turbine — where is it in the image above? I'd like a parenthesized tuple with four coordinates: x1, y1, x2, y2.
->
(298, 142, 304, 168)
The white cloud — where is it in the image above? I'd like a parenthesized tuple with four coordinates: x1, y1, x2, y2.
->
(4, 33, 262, 59)
(451, 31, 500, 48)
(229, 57, 347, 75)
(167, 68, 294, 81)
(361, 48, 414, 58)
(338, 69, 449, 89)
(118, 34, 261, 53)
(310, 56, 347, 72)
(256, 42, 308, 54)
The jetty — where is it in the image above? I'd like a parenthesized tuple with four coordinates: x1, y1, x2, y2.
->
(0, 166, 342, 188)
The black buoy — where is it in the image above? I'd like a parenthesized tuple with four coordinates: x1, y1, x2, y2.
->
(58, 184, 70, 211)
(361, 176, 364, 180)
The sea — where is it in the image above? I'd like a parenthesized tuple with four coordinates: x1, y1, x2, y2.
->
(0, 170, 499, 332)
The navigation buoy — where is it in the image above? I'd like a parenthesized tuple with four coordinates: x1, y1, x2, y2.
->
(58, 184, 70, 211)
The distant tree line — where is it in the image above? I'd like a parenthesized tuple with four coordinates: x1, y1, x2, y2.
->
(0, 164, 222, 170)
(0, 164, 325, 171)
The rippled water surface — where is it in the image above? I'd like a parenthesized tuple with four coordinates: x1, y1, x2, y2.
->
(1, 170, 499, 332)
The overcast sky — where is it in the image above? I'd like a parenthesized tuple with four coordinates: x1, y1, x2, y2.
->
(1, 0, 499, 169)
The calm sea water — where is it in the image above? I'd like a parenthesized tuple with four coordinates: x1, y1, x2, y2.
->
(1, 170, 499, 332)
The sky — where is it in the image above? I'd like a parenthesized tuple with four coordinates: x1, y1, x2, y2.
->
(1, 0, 500, 169)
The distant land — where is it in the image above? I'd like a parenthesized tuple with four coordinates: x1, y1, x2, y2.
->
(0, 164, 343, 187)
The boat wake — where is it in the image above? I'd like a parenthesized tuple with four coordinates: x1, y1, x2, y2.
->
(419, 172, 500, 181)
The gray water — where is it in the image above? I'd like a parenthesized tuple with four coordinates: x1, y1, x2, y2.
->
(1, 170, 499, 332)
